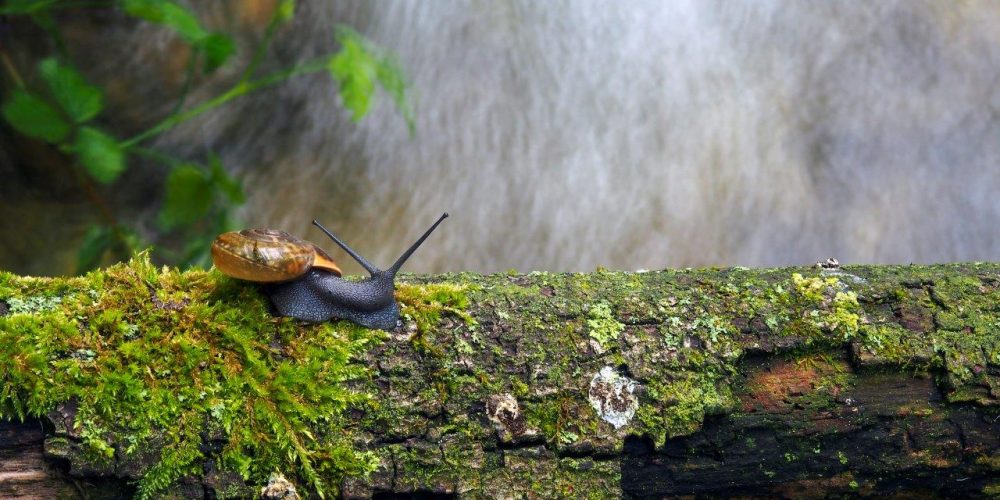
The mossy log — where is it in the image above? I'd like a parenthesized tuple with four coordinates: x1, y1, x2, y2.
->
(1, 258, 999, 498)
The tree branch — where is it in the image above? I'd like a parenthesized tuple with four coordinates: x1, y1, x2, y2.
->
(1, 260, 998, 497)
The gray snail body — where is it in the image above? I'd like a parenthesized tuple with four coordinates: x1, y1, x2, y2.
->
(211, 213, 448, 330)
(264, 268, 398, 329)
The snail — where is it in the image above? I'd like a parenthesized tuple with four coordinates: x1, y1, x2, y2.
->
(211, 213, 449, 330)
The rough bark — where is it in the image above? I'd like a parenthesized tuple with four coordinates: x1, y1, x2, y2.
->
(1, 261, 999, 498)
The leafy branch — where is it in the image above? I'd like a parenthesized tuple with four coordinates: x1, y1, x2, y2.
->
(1, 0, 413, 273)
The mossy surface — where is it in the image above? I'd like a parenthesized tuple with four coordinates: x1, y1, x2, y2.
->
(2, 259, 999, 497)
(0, 255, 391, 497)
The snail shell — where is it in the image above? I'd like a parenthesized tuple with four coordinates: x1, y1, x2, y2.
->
(211, 228, 342, 283)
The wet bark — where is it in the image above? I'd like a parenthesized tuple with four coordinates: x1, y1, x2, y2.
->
(0, 419, 80, 499)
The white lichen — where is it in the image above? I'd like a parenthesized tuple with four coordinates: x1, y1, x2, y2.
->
(261, 472, 300, 500)
(588, 366, 639, 429)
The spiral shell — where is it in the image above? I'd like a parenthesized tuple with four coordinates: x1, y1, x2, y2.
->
(211, 228, 342, 282)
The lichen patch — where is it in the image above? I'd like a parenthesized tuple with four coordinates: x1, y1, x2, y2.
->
(486, 393, 533, 442)
(588, 366, 639, 429)
(261, 472, 300, 499)
(586, 302, 624, 353)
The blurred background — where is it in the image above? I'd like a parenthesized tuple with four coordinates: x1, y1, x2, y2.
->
(2, 0, 1000, 276)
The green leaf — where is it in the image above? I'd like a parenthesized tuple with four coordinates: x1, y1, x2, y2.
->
(277, 0, 295, 22)
(208, 156, 245, 204)
(38, 58, 104, 123)
(376, 56, 414, 131)
(159, 2, 207, 41)
(77, 225, 113, 273)
(159, 164, 213, 229)
(0, 0, 57, 14)
(329, 25, 414, 129)
(122, 0, 168, 23)
(75, 127, 126, 184)
(200, 33, 236, 73)
(124, 0, 236, 73)
(123, 0, 207, 43)
(329, 28, 378, 121)
(2, 90, 70, 142)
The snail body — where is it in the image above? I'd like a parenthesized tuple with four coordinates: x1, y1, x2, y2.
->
(211, 213, 449, 330)
(264, 268, 399, 329)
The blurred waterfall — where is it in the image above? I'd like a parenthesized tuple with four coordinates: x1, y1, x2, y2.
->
(4, 1, 1000, 273)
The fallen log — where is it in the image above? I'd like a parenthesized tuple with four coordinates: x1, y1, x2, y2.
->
(1, 257, 998, 498)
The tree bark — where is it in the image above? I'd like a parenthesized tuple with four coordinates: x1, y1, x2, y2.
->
(1, 262, 999, 498)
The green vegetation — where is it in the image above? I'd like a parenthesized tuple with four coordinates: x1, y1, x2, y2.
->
(586, 301, 623, 350)
(789, 273, 861, 341)
(0, 255, 388, 497)
(2, 261, 999, 495)
(1, 0, 412, 272)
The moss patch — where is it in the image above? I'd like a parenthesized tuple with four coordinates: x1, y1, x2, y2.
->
(0, 254, 388, 497)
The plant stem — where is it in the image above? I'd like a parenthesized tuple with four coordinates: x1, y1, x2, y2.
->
(168, 48, 200, 116)
(75, 167, 118, 227)
(239, 3, 285, 84)
(121, 57, 330, 149)
(131, 146, 183, 167)
(0, 50, 25, 88)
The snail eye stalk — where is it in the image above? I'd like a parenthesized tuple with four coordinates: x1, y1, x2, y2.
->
(388, 212, 449, 275)
(312, 220, 380, 275)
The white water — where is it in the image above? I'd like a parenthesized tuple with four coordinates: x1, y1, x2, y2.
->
(123, 1, 1000, 272)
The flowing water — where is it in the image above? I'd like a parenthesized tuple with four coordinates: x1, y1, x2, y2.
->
(3, 1, 1000, 274)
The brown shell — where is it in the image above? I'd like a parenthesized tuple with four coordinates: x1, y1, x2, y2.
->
(211, 228, 342, 283)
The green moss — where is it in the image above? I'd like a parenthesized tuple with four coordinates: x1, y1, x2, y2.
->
(636, 369, 735, 443)
(525, 396, 572, 443)
(396, 282, 474, 334)
(0, 254, 388, 498)
(984, 484, 1000, 498)
(856, 323, 935, 367)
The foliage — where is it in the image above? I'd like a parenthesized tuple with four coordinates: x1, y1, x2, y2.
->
(329, 25, 414, 130)
(1, 0, 413, 273)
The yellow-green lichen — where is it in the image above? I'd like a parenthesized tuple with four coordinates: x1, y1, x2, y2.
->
(586, 301, 623, 350)
(787, 273, 862, 342)
(6, 294, 65, 314)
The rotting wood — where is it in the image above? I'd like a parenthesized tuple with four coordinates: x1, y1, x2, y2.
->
(1, 260, 999, 498)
